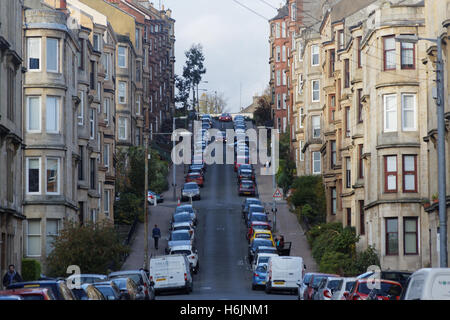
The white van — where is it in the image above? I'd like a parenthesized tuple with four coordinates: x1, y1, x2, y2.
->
(149, 254, 193, 295)
(402, 268, 450, 300)
(265, 256, 304, 294)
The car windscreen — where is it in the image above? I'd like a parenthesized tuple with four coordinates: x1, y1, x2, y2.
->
(312, 276, 327, 287)
(241, 182, 254, 189)
(258, 257, 271, 264)
(187, 174, 201, 179)
(111, 279, 127, 290)
(257, 248, 277, 254)
(173, 214, 192, 223)
(249, 206, 264, 213)
(358, 282, 402, 296)
(303, 274, 312, 285)
(256, 265, 267, 273)
(253, 239, 274, 248)
(255, 233, 271, 239)
(345, 281, 356, 291)
(171, 232, 190, 241)
(184, 184, 198, 190)
(110, 274, 141, 285)
(253, 224, 269, 230)
(251, 214, 268, 222)
(174, 226, 190, 231)
(171, 250, 192, 255)
(72, 288, 88, 300)
(176, 206, 194, 214)
(328, 280, 343, 291)
(96, 286, 115, 299)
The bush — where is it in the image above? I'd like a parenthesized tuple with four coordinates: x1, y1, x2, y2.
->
(290, 176, 326, 226)
(21, 258, 41, 281)
(319, 251, 353, 275)
(45, 221, 129, 278)
(351, 246, 380, 275)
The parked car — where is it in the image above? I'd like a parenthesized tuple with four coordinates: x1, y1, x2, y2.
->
(168, 230, 194, 249)
(108, 270, 155, 300)
(110, 277, 145, 300)
(238, 169, 255, 184)
(150, 254, 193, 295)
(247, 212, 269, 229)
(345, 279, 402, 300)
(219, 113, 232, 122)
(66, 274, 107, 286)
(171, 222, 195, 242)
(147, 190, 164, 205)
(245, 204, 266, 225)
(298, 273, 313, 300)
(242, 198, 262, 219)
(0, 288, 54, 300)
(181, 182, 201, 201)
(168, 245, 199, 274)
(301, 273, 339, 300)
(252, 264, 268, 290)
(171, 212, 195, 229)
(214, 130, 227, 143)
(401, 268, 450, 300)
(357, 270, 412, 289)
(265, 256, 304, 295)
(189, 163, 206, 174)
(239, 180, 256, 197)
(252, 252, 279, 271)
(250, 230, 275, 245)
(238, 164, 254, 175)
(313, 277, 343, 300)
(332, 277, 357, 300)
(185, 172, 204, 187)
(248, 238, 276, 264)
(7, 280, 76, 300)
(175, 204, 198, 225)
(247, 221, 271, 240)
(71, 283, 105, 300)
(234, 155, 249, 172)
(93, 281, 125, 300)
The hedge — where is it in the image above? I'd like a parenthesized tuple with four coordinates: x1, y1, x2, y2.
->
(22, 258, 41, 281)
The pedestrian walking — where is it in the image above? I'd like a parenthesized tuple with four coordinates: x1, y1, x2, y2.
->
(152, 224, 161, 250)
(2, 264, 22, 289)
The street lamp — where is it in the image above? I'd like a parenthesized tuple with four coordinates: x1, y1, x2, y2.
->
(395, 34, 447, 267)
(173, 116, 188, 201)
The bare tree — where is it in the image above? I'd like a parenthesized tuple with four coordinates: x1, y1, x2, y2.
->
(199, 91, 229, 114)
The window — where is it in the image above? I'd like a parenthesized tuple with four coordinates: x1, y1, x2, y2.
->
(386, 218, 399, 255)
(401, 41, 415, 69)
(347, 208, 352, 227)
(93, 33, 100, 51)
(329, 94, 336, 122)
(118, 81, 127, 104)
(312, 80, 320, 102)
(299, 108, 304, 128)
(331, 188, 337, 215)
(104, 144, 110, 168)
(46, 38, 59, 72)
(90, 61, 95, 90)
(403, 155, 417, 193)
(276, 70, 281, 86)
(27, 158, 40, 194)
(330, 141, 337, 168)
(136, 61, 141, 82)
(46, 96, 59, 133)
(89, 108, 95, 140)
(298, 74, 303, 94)
(359, 200, 365, 235)
(118, 46, 127, 68)
(346, 157, 351, 188)
(6, 149, 13, 203)
(282, 46, 286, 62)
(90, 158, 96, 190)
(27, 96, 41, 132)
(277, 94, 281, 110)
(404, 218, 418, 255)
(312, 115, 320, 138)
(276, 23, 280, 38)
(357, 89, 363, 123)
(384, 94, 397, 132)
(283, 117, 287, 133)
(27, 220, 41, 257)
(46, 158, 59, 194)
(118, 117, 127, 140)
(46, 219, 59, 255)
(385, 155, 397, 192)
(97, 82, 101, 101)
(78, 91, 84, 125)
(357, 37, 362, 68)
(135, 28, 140, 50)
(313, 152, 321, 174)
(298, 42, 303, 61)
(329, 49, 335, 77)
(104, 190, 110, 215)
(104, 53, 110, 80)
(27, 38, 41, 71)
(291, 2, 297, 21)
(344, 59, 350, 88)
(345, 107, 351, 137)
(282, 93, 287, 109)
(282, 22, 286, 38)
(311, 45, 319, 66)
(276, 46, 280, 62)
(78, 40, 84, 70)
(402, 94, 416, 131)
(104, 98, 110, 126)
(338, 30, 344, 50)
(7, 67, 14, 121)
(78, 146, 84, 181)
(136, 95, 141, 115)
(384, 36, 396, 70)
(299, 141, 304, 161)
(358, 144, 364, 179)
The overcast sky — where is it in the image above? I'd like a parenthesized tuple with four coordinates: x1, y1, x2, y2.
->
(161, 0, 280, 113)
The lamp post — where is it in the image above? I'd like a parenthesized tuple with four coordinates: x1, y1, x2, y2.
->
(173, 116, 188, 201)
(395, 34, 447, 267)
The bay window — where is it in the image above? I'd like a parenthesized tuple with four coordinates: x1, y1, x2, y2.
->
(403, 155, 417, 193)
(27, 38, 41, 71)
(46, 158, 59, 194)
(384, 155, 398, 192)
(46, 38, 59, 73)
(46, 96, 59, 133)
(384, 94, 397, 132)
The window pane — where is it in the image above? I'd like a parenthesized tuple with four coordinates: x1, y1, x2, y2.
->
(388, 175, 397, 190)
(28, 159, 40, 193)
(46, 97, 58, 132)
(28, 220, 41, 235)
(387, 219, 398, 232)
(118, 46, 126, 67)
(404, 156, 415, 171)
(405, 234, 417, 254)
(46, 38, 58, 72)
(28, 38, 40, 70)
(405, 219, 417, 233)
(387, 156, 397, 172)
(388, 233, 399, 254)
(46, 159, 58, 193)
(402, 95, 415, 129)
(28, 237, 41, 256)
(404, 174, 415, 191)
(47, 220, 59, 235)
(28, 97, 40, 131)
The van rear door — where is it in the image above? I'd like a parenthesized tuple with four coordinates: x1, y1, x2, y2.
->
(151, 258, 169, 288)
(272, 257, 303, 288)
(168, 257, 186, 288)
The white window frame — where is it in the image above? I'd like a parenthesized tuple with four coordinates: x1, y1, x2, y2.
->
(45, 157, 60, 195)
(46, 96, 60, 134)
(118, 46, 127, 68)
(78, 91, 84, 126)
(104, 97, 110, 126)
(93, 33, 101, 51)
(27, 37, 41, 72)
(104, 144, 110, 168)
(104, 189, 110, 215)
(282, 93, 287, 109)
(136, 95, 141, 115)
(26, 157, 41, 195)
(118, 117, 127, 140)
(89, 108, 95, 140)
(27, 219, 41, 257)
(118, 81, 127, 104)
(299, 107, 304, 128)
(276, 70, 281, 86)
(312, 115, 321, 138)
(312, 80, 320, 102)
(46, 219, 60, 256)
(46, 38, 59, 73)
(27, 96, 42, 133)
(401, 93, 417, 131)
(311, 45, 319, 66)
(312, 151, 321, 174)
(384, 94, 397, 132)
(299, 141, 304, 161)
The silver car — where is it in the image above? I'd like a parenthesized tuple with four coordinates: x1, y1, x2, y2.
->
(181, 182, 201, 201)
(313, 276, 343, 300)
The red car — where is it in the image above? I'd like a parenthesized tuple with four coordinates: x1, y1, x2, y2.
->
(219, 113, 232, 122)
(344, 279, 403, 300)
(304, 273, 340, 300)
(0, 288, 55, 300)
(234, 156, 249, 172)
(239, 180, 256, 197)
(247, 221, 271, 241)
(185, 172, 204, 187)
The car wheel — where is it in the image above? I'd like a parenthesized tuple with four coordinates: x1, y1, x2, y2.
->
(251, 284, 256, 290)
(265, 283, 271, 294)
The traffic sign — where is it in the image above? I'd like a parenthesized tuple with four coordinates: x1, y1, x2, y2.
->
(273, 188, 283, 201)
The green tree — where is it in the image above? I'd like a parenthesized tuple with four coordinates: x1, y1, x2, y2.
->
(45, 221, 128, 277)
(182, 44, 206, 111)
(175, 74, 191, 112)
(253, 88, 272, 126)
(290, 175, 326, 226)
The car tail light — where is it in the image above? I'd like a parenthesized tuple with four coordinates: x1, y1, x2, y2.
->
(184, 273, 187, 281)
(353, 294, 360, 300)
(149, 276, 153, 282)
(323, 289, 332, 299)
(254, 273, 259, 277)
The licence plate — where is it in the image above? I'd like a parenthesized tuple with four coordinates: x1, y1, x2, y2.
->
(274, 281, 285, 285)
(244, 192, 251, 195)
(156, 278, 166, 282)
